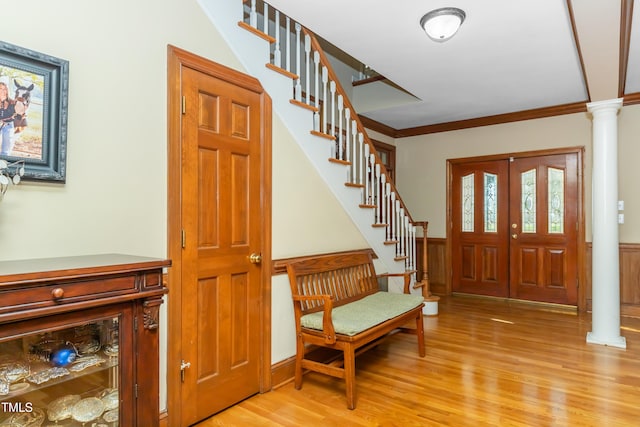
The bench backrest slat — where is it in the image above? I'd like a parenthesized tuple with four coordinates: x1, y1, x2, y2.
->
(286, 252, 379, 314)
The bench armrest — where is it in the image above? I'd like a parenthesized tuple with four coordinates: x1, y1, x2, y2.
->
(378, 272, 413, 294)
(293, 294, 337, 344)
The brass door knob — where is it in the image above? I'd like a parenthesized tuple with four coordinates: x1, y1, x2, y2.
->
(249, 253, 262, 264)
(512, 234, 518, 239)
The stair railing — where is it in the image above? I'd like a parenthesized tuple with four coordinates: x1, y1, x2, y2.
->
(241, 0, 420, 278)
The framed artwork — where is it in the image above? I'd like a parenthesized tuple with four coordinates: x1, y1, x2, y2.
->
(0, 41, 68, 182)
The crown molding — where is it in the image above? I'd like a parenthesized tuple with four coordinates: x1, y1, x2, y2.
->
(360, 101, 590, 138)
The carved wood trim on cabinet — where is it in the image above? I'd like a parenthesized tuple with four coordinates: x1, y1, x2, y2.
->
(0, 254, 170, 427)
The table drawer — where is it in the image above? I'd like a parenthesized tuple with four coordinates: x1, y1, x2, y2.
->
(0, 275, 136, 313)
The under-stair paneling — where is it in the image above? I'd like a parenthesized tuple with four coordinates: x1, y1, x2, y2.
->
(415, 237, 447, 295)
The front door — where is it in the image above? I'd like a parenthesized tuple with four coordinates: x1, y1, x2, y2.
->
(167, 47, 272, 427)
(451, 160, 510, 297)
(509, 153, 579, 304)
(451, 150, 580, 305)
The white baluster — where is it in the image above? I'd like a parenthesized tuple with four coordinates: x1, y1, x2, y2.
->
(369, 154, 376, 206)
(390, 192, 397, 241)
(358, 132, 364, 185)
(295, 23, 302, 101)
(363, 144, 370, 203)
(285, 17, 291, 72)
(351, 122, 358, 183)
(321, 67, 328, 134)
(375, 163, 381, 223)
(381, 174, 387, 226)
(313, 51, 320, 131)
(274, 10, 281, 67)
(398, 205, 404, 257)
(404, 215, 410, 264)
(304, 35, 311, 105)
(345, 108, 351, 163)
(263, 3, 269, 35)
(337, 95, 344, 160)
(408, 219, 413, 270)
(329, 81, 336, 137)
(385, 183, 392, 240)
(250, 0, 257, 28)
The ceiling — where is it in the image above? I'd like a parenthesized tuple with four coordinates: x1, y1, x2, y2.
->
(265, 0, 639, 136)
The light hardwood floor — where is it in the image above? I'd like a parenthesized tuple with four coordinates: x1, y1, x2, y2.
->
(195, 295, 640, 426)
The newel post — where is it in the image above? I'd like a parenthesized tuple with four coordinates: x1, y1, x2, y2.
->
(417, 221, 439, 316)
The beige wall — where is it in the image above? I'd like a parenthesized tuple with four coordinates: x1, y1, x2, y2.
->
(395, 104, 640, 244)
(617, 104, 640, 243)
(1, 0, 368, 411)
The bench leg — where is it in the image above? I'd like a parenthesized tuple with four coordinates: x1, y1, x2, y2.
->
(416, 312, 426, 357)
(344, 345, 356, 409)
(294, 335, 304, 390)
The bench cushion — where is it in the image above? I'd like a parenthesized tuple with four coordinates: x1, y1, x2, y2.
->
(300, 291, 424, 336)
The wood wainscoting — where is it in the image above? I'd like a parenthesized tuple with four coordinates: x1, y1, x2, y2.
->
(419, 238, 640, 315)
(585, 242, 640, 317)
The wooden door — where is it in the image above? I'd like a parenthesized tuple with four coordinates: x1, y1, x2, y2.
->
(176, 61, 268, 425)
(451, 160, 510, 297)
(450, 151, 580, 305)
(509, 153, 578, 304)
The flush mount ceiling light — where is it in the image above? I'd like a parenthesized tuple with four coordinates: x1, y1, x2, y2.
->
(420, 7, 466, 42)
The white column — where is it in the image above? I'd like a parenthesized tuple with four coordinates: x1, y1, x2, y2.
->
(586, 98, 626, 349)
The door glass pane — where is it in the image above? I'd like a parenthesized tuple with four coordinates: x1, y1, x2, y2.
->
(484, 173, 497, 232)
(379, 151, 388, 165)
(462, 173, 474, 232)
(548, 167, 564, 233)
(521, 169, 536, 233)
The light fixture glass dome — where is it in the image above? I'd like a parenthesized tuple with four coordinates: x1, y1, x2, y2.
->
(420, 7, 466, 42)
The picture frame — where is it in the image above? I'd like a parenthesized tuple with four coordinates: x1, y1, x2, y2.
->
(0, 41, 68, 182)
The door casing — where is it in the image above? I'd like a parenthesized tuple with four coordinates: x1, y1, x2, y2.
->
(446, 146, 585, 310)
(166, 45, 272, 426)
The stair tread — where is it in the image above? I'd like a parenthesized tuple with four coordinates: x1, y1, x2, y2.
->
(266, 63, 298, 80)
(310, 130, 336, 140)
(290, 98, 318, 112)
(237, 21, 276, 43)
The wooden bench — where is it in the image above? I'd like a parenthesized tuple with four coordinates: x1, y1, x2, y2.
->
(285, 250, 425, 409)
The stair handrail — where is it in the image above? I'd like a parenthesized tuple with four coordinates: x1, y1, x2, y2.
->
(303, 28, 415, 225)
(241, 0, 424, 279)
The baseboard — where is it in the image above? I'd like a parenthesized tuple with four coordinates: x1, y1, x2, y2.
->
(270, 356, 296, 388)
(159, 409, 168, 427)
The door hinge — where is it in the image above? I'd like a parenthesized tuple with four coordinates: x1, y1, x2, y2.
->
(134, 316, 138, 332)
(181, 229, 186, 248)
(182, 96, 186, 115)
(180, 360, 191, 383)
(134, 383, 138, 399)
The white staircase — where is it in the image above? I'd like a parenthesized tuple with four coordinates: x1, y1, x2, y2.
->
(197, 0, 417, 279)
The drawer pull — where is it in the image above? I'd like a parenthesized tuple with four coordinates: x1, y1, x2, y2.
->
(51, 288, 65, 299)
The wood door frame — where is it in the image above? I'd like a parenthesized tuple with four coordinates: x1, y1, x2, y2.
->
(166, 45, 272, 426)
(446, 146, 585, 310)
(371, 139, 396, 181)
